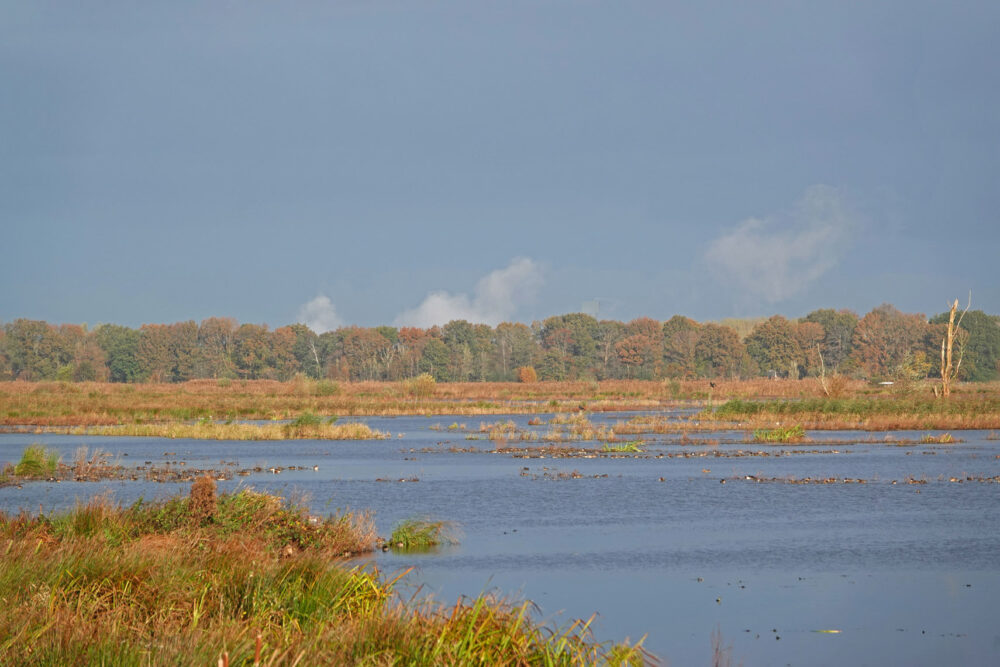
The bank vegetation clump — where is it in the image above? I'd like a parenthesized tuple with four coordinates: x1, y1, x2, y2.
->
(751, 425, 806, 443)
(389, 517, 458, 550)
(0, 481, 646, 665)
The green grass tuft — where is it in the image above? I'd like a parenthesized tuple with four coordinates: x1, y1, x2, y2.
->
(13, 444, 60, 477)
(752, 424, 806, 443)
(603, 440, 643, 453)
(291, 411, 324, 427)
(389, 517, 458, 550)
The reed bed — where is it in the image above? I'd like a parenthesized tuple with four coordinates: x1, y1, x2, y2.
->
(0, 482, 647, 665)
(0, 377, 928, 426)
(4, 380, 998, 434)
(706, 396, 1000, 431)
(47, 420, 388, 440)
(475, 417, 618, 443)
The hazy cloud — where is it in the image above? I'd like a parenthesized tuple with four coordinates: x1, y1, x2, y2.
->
(297, 295, 343, 333)
(394, 257, 543, 328)
(705, 185, 857, 303)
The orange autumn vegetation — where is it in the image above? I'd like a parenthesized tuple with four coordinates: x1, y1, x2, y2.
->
(2, 378, 998, 429)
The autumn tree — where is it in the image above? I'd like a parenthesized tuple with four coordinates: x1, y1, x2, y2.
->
(615, 334, 658, 378)
(397, 327, 430, 378)
(197, 317, 237, 378)
(851, 304, 928, 379)
(662, 316, 700, 379)
(339, 327, 391, 381)
(232, 324, 272, 379)
(694, 323, 747, 379)
(269, 327, 300, 380)
(745, 316, 801, 378)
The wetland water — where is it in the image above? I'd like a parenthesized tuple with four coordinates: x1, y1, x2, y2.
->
(2, 412, 999, 665)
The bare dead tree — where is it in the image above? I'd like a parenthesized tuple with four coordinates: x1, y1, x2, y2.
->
(817, 345, 830, 397)
(939, 292, 971, 398)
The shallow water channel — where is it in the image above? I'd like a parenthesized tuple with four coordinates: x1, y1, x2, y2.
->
(2, 412, 999, 665)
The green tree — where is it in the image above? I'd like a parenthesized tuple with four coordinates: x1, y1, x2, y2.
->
(137, 324, 172, 382)
(419, 338, 451, 381)
(493, 322, 538, 380)
(793, 321, 825, 378)
(540, 313, 601, 379)
(288, 323, 323, 379)
(0, 327, 11, 380)
(168, 321, 199, 382)
(5, 319, 67, 380)
(803, 309, 858, 371)
(95, 324, 141, 383)
(929, 309, 1000, 381)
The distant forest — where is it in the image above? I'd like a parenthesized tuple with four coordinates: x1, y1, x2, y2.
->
(2, 305, 999, 384)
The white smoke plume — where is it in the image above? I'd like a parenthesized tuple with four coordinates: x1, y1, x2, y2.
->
(394, 257, 543, 328)
(297, 294, 343, 333)
(705, 185, 856, 303)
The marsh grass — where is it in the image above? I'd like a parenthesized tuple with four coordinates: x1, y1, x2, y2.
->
(13, 443, 59, 477)
(920, 432, 957, 444)
(0, 378, 885, 427)
(56, 420, 386, 440)
(389, 518, 458, 550)
(603, 441, 644, 453)
(406, 373, 437, 398)
(707, 395, 1000, 431)
(752, 425, 806, 443)
(0, 484, 645, 665)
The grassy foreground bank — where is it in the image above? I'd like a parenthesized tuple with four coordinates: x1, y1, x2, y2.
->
(0, 481, 646, 665)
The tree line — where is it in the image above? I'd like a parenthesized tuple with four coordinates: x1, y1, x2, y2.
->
(1, 304, 998, 384)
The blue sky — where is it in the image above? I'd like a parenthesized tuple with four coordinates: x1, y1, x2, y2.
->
(2, 1, 998, 331)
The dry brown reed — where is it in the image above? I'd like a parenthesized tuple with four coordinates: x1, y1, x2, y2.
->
(54, 420, 387, 440)
(0, 378, 895, 426)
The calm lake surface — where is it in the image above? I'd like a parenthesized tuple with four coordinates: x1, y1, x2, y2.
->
(2, 412, 999, 665)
